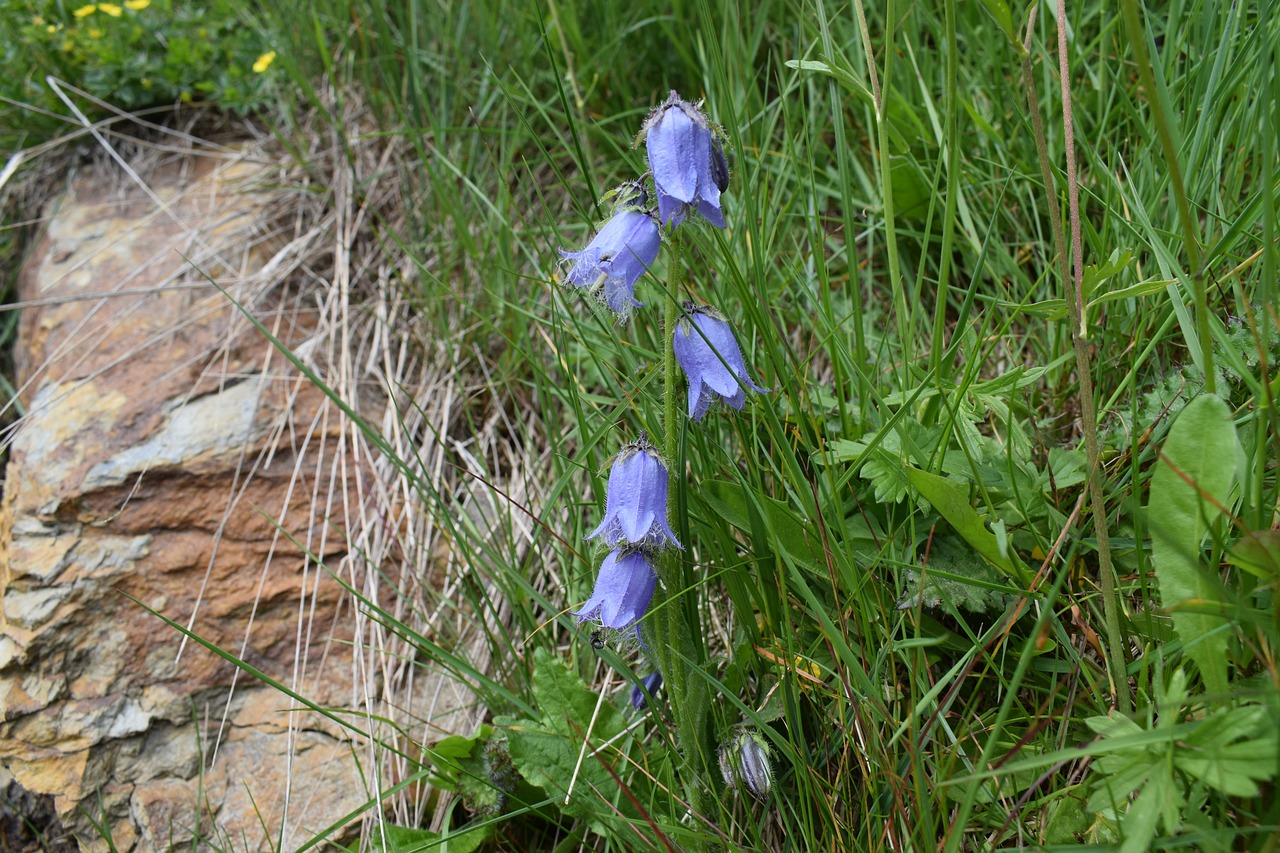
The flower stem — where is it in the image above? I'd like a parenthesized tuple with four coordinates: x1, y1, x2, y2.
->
(658, 231, 714, 832)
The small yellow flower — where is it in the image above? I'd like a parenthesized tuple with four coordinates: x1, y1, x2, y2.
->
(124, 0, 150, 8)
(98, 3, 123, 16)
(252, 51, 277, 73)
(62, 39, 73, 51)
(88, 27, 103, 38)
(33, 15, 45, 25)
(73, 4, 97, 17)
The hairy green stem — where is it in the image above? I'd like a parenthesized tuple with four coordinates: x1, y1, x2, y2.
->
(657, 232, 713, 831)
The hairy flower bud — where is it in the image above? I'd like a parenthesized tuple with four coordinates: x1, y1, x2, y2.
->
(719, 727, 774, 799)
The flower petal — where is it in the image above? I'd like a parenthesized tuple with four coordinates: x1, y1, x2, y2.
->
(574, 549, 657, 630)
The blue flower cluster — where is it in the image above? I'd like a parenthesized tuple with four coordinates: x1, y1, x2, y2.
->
(565, 91, 770, 712)
(573, 435, 678, 634)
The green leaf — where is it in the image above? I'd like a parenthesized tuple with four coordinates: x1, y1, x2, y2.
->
(1080, 247, 1134, 304)
(897, 538, 1014, 613)
(1147, 393, 1238, 696)
(978, 0, 1016, 45)
(784, 59, 874, 108)
(1227, 529, 1280, 579)
(497, 650, 632, 827)
(368, 824, 490, 853)
(1087, 276, 1172, 309)
(702, 480, 827, 573)
(1176, 704, 1278, 797)
(904, 468, 1028, 584)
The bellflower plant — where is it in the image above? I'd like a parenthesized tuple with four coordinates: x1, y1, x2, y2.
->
(638, 91, 729, 228)
(586, 434, 681, 550)
(673, 302, 770, 421)
(560, 182, 662, 320)
(557, 92, 774, 831)
(573, 548, 658, 631)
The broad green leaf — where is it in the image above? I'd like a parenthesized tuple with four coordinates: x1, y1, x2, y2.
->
(497, 650, 631, 826)
(904, 468, 1027, 584)
(1148, 393, 1238, 696)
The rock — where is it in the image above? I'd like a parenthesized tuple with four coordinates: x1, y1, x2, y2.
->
(0, 148, 376, 850)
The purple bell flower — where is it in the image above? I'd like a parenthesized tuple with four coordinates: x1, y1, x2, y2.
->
(586, 434, 681, 549)
(630, 671, 663, 710)
(560, 201, 662, 320)
(672, 303, 769, 421)
(573, 548, 657, 631)
(639, 91, 728, 228)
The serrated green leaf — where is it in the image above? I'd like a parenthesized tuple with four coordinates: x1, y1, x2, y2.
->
(904, 468, 1027, 584)
(1148, 394, 1238, 696)
(897, 538, 1014, 613)
(498, 650, 631, 826)
(1116, 768, 1167, 850)
(1085, 712, 1145, 738)
(862, 452, 912, 504)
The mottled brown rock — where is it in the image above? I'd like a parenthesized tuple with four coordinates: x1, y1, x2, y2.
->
(0, 150, 369, 850)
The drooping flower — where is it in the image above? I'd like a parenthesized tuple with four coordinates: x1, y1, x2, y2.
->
(573, 548, 657, 631)
(719, 727, 774, 799)
(631, 671, 663, 710)
(586, 434, 681, 549)
(560, 184, 662, 320)
(638, 91, 729, 228)
(672, 303, 769, 421)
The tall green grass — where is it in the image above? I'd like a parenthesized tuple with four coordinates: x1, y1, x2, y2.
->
(13, 0, 1273, 848)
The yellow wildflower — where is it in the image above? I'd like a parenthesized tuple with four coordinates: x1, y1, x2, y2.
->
(98, 3, 123, 15)
(47, 24, 58, 33)
(33, 15, 45, 25)
(88, 27, 102, 38)
(124, 0, 150, 8)
(73, 4, 96, 17)
(62, 39, 73, 51)
(252, 51, 277, 73)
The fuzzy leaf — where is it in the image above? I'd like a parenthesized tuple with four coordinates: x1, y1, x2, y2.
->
(898, 538, 1013, 613)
